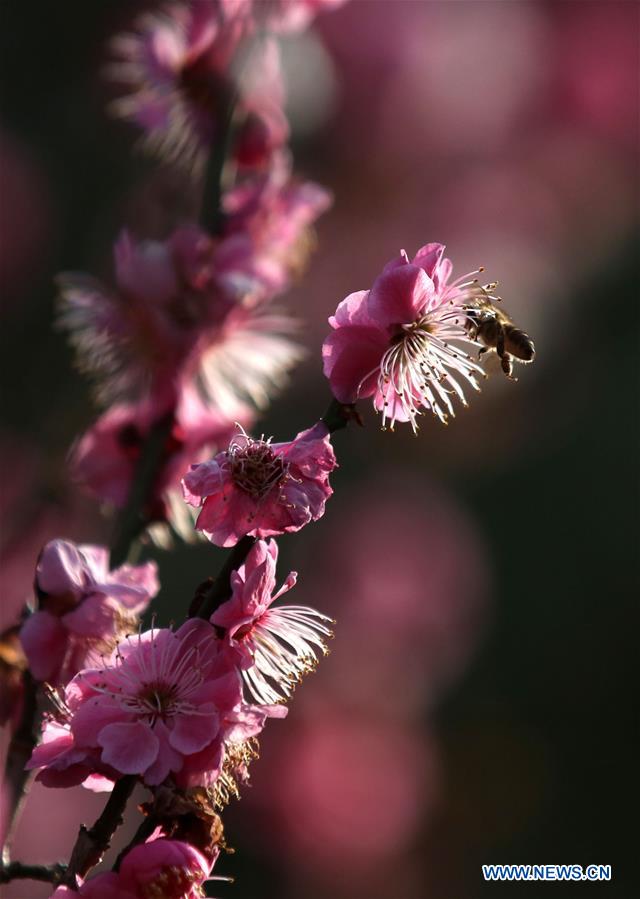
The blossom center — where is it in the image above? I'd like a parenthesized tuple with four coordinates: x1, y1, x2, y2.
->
(377, 303, 482, 431)
(233, 621, 256, 641)
(136, 680, 179, 719)
(228, 440, 289, 501)
(179, 54, 224, 124)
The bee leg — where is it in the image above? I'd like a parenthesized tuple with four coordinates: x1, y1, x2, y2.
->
(501, 353, 518, 380)
(477, 346, 489, 359)
(496, 330, 515, 379)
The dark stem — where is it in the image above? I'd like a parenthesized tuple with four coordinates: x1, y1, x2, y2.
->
(194, 536, 256, 620)
(199, 34, 260, 235)
(322, 398, 361, 434)
(112, 814, 157, 872)
(110, 413, 174, 567)
(63, 775, 137, 888)
(199, 80, 237, 235)
(0, 861, 67, 885)
(1, 672, 39, 864)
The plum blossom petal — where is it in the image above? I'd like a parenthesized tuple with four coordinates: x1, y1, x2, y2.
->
(367, 264, 434, 328)
(19, 611, 67, 682)
(142, 721, 184, 786)
(70, 696, 123, 747)
(328, 290, 372, 329)
(98, 721, 160, 773)
(26, 721, 83, 771)
(169, 706, 220, 754)
(63, 595, 120, 639)
(37, 540, 88, 597)
(411, 242, 446, 278)
(322, 325, 387, 402)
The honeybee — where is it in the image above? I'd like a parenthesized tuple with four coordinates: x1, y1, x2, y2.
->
(464, 296, 535, 380)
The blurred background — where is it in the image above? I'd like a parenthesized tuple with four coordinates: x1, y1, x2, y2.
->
(1, 1, 638, 897)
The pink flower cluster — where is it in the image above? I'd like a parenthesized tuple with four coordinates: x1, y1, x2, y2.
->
(19, 539, 158, 685)
(27, 542, 329, 796)
(22, 7, 342, 864)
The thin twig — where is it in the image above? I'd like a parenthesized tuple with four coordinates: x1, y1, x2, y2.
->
(0, 860, 67, 885)
(322, 398, 361, 434)
(199, 80, 237, 236)
(199, 35, 260, 235)
(63, 775, 137, 888)
(1, 672, 39, 864)
(110, 413, 174, 567)
(194, 536, 256, 620)
(112, 813, 157, 872)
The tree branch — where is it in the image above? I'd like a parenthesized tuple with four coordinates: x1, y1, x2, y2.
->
(193, 536, 256, 620)
(109, 413, 174, 567)
(2, 672, 39, 864)
(322, 398, 362, 434)
(199, 80, 237, 236)
(112, 814, 157, 872)
(0, 860, 67, 886)
(62, 775, 137, 888)
(199, 35, 259, 235)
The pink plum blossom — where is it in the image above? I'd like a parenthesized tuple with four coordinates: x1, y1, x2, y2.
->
(70, 386, 247, 539)
(213, 538, 332, 702)
(109, 0, 250, 169)
(58, 226, 303, 411)
(109, 1, 293, 172)
(322, 243, 490, 431)
(19, 539, 158, 685)
(222, 150, 332, 296)
(109, 0, 347, 170)
(119, 837, 217, 898)
(182, 422, 336, 547)
(49, 837, 217, 898)
(28, 619, 285, 790)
